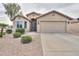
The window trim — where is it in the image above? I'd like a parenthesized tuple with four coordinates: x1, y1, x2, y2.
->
(16, 21, 23, 28)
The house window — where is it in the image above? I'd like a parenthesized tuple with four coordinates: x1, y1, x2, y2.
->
(16, 21, 23, 28)
(24, 22, 27, 28)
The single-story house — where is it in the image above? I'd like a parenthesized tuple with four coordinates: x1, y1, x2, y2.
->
(12, 10, 73, 33)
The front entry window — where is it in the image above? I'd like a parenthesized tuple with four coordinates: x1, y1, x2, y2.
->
(16, 21, 23, 28)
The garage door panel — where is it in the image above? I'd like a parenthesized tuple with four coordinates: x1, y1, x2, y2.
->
(40, 22, 66, 33)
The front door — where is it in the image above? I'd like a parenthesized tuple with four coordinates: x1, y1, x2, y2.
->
(31, 19, 37, 31)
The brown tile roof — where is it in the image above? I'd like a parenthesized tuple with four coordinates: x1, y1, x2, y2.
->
(11, 15, 30, 21)
(36, 10, 73, 20)
(26, 12, 41, 16)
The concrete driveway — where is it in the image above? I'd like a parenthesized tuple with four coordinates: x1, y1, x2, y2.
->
(41, 33, 79, 56)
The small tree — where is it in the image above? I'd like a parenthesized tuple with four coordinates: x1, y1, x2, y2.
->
(2, 3, 21, 21)
(0, 23, 8, 37)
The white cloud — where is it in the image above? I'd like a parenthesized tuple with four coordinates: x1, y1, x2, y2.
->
(57, 3, 79, 18)
(0, 16, 12, 25)
(19, 3, 77, 17)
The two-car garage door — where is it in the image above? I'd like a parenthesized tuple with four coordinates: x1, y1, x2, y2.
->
(40, 21, 67, 33)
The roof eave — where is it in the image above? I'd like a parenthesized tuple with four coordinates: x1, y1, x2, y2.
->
(36, 10, 73, 20)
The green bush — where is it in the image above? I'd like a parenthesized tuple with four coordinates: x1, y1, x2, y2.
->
(3, 32, 5, 35)
(6, 29, 12, 34)
(0, 32, 5, 37)
(13, 32, 21, 38)
(21, 36, 32, 44)
(16, 28, 25, 34)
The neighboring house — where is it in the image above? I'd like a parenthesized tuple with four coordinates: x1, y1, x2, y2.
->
(12, 10, 73, 33)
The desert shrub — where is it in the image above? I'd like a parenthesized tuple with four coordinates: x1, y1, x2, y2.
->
(6, 29, 12, 34)
(21, 36, 32, 44)
(13, 32, 21, 38)
(16, 28, 25, 34)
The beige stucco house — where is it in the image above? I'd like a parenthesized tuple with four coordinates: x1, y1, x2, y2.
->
(12, 10, 73, 33)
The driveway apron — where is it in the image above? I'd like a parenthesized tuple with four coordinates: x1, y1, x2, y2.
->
(41, 33, 79, 56)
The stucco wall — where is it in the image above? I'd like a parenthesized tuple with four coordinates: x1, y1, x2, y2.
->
(37, 12, 68, 32)
(27, 13, 40, 20)
(13, 17, 30, 32)
(67, 23, 79, 33)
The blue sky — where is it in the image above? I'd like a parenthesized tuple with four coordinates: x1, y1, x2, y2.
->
(0, 3, 79, 25)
